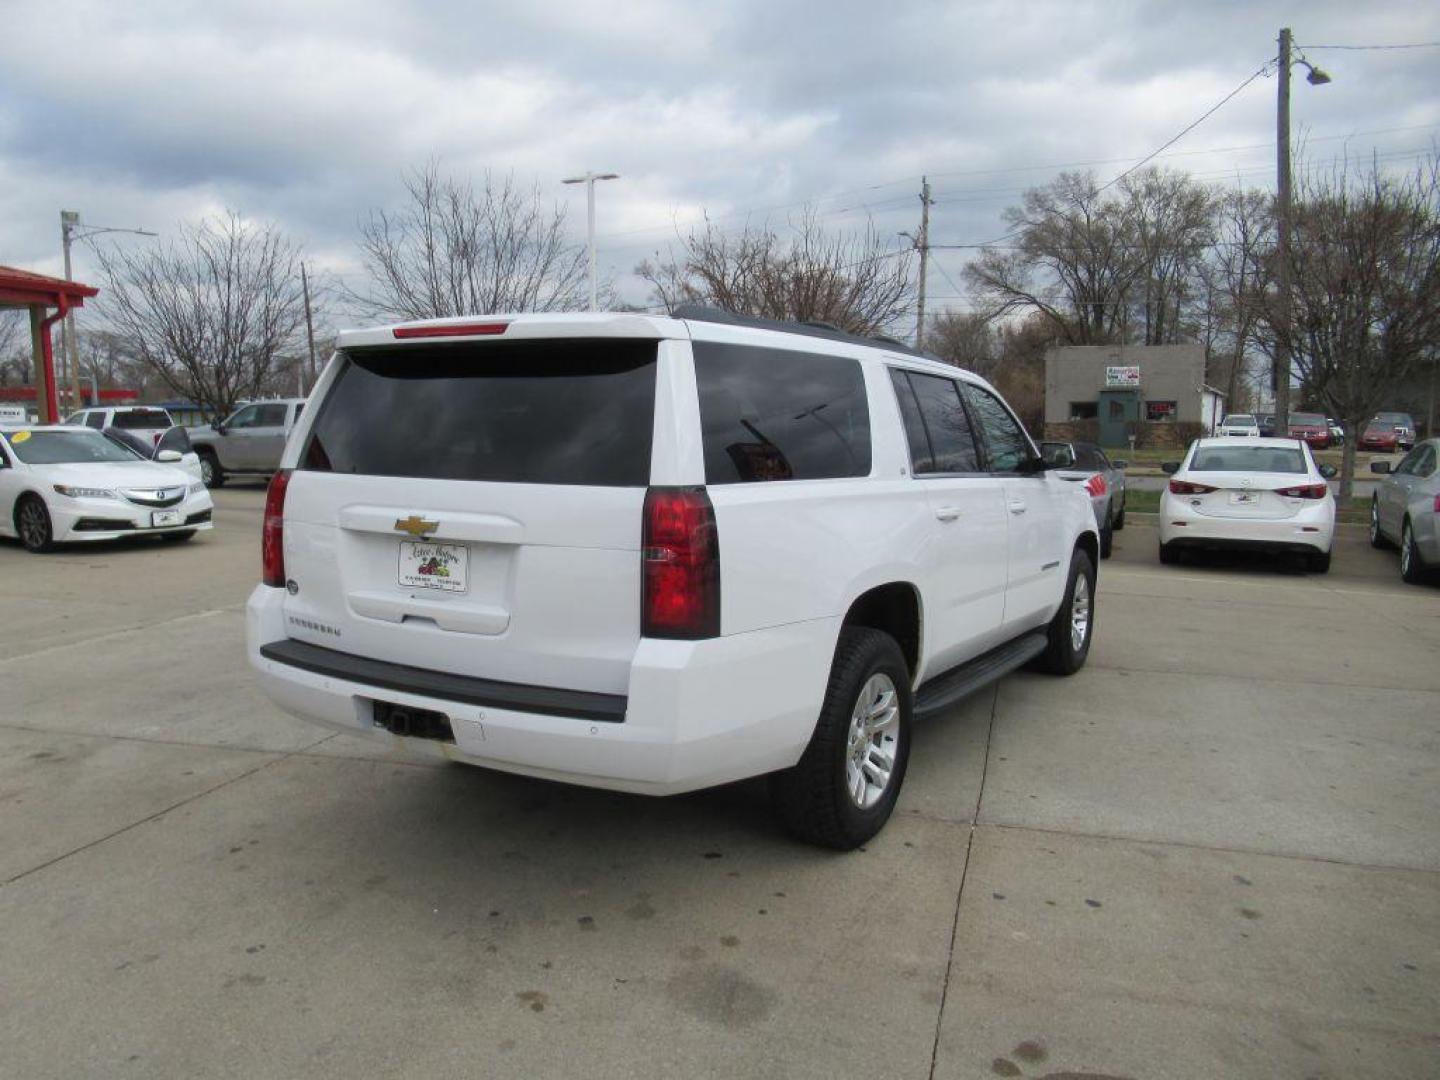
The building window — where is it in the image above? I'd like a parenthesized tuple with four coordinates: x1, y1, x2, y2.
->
(1069, 401, 1098, 420)
(1146, 400, 1177, 422)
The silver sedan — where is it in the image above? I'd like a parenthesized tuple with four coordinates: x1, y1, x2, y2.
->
(1041, 440, 1128, 559)
(1370, 439, 1439, 584)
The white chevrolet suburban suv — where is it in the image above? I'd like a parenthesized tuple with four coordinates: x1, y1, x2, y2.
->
(247, 307, 1099, 848)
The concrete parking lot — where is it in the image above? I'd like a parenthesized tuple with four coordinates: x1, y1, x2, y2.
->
(1, 487, 1436, 1079)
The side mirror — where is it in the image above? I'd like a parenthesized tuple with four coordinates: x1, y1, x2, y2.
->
(1370, 461, 1391, 474)
(1318, 464, 1337, 479)
(214, 423, 227, 436)
(1161, 461, 1181, 475)
(156, 449, 183, 463)
(1112, 459, 1130, 469)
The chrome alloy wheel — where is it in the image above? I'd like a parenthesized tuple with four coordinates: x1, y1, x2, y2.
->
(845, 673, 900, 809)
(17, 499, 49, 551)
(1370, 501, 1381, 545)
(1070, 572, 1092, 652)
(1401, 523, 1413, 576)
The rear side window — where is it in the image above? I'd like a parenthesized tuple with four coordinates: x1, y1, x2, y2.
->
(962, 385, 1034, 473)
(303, 340, 657, 486)
(114, 408, 173, 429)
(889, 369, 981, 474)
(84, 413, 106, 430)
(694, 342, 870, 483)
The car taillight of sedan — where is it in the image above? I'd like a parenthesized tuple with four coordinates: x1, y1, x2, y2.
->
(1169, 479, 1217, 495)
(1275, 482, 1328, 499)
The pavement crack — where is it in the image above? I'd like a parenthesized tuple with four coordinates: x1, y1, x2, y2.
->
(0, 732, 337, 888)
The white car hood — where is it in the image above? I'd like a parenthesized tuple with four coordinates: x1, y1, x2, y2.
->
(40, 461, 194, 489)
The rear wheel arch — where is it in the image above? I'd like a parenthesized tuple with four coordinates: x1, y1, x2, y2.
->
(1074, 529, 1099, 571)
(840, 582, 921, 678)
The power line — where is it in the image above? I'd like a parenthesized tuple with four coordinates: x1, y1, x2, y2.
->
(1300, 41, 1440, 51)
(1097, 63, 1271, 193)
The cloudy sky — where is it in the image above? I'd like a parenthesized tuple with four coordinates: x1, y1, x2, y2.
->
(2, 0, 1437, 330)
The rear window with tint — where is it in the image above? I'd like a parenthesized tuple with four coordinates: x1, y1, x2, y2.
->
(1190, 445, 1307, 474)
(114, 409, 173, 429)
(694, 342, 871, 483)
(302, 340, 657, 486)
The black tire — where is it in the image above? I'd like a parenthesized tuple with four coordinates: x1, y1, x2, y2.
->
(160, 530, 197, 543)
(15, 494, 55, 553)
(1099, 509, 1114, 559)
(198, 450, 224, 488)
(1400, 519, 1427, 585)
(1308, 550, 1331, 574)
(770, 627, 912, 850)
(1369, 499, 1390, 549)
(1033, 547, 1096, 676)
(1112, 496, 1126, 531)
(1159, 541, 1180, 565)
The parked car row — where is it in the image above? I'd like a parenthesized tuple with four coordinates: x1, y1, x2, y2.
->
(1217, 411, 1418, 451)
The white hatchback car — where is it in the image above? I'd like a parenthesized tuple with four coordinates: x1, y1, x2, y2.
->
(248, 308, 1100, 848)
(1159, 438, 1336, 572)
(0, 426, 213, 552)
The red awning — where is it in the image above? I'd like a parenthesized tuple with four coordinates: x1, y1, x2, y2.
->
(0, 264, 99, 308)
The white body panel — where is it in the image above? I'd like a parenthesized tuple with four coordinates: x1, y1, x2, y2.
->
(246, 313, 1096, 794)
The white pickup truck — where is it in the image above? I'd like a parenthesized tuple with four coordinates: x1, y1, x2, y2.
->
(188, 398, 306, 487)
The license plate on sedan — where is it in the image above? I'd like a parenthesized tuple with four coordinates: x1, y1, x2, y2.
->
(1228, 492, 1258, 505)
(398, 541, 468, 593)
(151, 509, 183, 527)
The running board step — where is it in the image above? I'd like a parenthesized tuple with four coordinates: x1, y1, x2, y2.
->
(913, 631, 1048, 719)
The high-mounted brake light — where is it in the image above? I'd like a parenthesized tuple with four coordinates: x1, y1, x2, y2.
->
(1275, 482, 1329, 500)
(1169, 479, 1217, 495)
(392, 321, 509, 339)
(262, 469, 292, 587)
(642, 487, 720, 639)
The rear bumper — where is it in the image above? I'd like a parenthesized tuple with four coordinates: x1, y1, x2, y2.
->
(1158, 493, 1334, 554)
(246, 585, 838, 795)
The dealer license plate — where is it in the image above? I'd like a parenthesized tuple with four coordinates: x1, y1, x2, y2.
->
(1228, 492, 1258, 505)
(398, 541, 468, 593)
(151, 510, 183, 527)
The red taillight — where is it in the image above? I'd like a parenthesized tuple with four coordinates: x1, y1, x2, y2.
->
(642, 487, 720, 639)
(1169, 479, 1216, 495)
(262, 469, 292, 587)
(1085, 474, 1108, 497)
(392, 321, 509, 339)
(1275, 482, 1328, 499)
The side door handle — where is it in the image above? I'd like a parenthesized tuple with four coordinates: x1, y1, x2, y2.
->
(934, 506, 962, 522)
(1008, 500, 1028, 515)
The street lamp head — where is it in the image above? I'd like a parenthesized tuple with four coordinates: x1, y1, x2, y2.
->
(595, 173, 619, 181)
(1301, 61, 1332, 86)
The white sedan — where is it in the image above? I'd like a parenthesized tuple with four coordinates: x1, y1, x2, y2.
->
(1159, 437, 1337, 573)
(0, 426, 214, 553)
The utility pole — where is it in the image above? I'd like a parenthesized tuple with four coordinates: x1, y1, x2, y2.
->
(915, 177, 932, 350)
(61, 211, 82, 412)
(562, 171, 619, 311)
(301, 262, 317, 391)
(1274, 28, 1293, 435)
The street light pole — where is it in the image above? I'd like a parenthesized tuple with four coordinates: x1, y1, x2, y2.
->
(60, 211, 157, 409)
(1274, 27, 1330, 436)
(562, 171, 619, 311)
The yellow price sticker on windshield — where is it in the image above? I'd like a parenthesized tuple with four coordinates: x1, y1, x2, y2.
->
(10, 431, 30, 443)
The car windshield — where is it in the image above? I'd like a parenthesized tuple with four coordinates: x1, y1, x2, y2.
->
(113, 408, 173, 430)
(1290, 413, 1325, 426)
(1222, 415, 1254, 425)
(4, 429, 143, 465)
(1189, 445, 1307, 474)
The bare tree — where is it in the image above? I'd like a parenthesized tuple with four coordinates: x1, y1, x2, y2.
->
(965, 171, 1142, 344)
(1196, 189, 1274, 408)
(0, 310, 28, 385)
(927, 311, 1000, 378)
(1264, 154, 1440, 497)
(638, 210, 914, 336)
(353, 164, 588, 319)
(95, 212, 308, 419)
(1118, 169, 1217, 344)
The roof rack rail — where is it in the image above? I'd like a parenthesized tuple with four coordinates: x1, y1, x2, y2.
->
(670, 303, 929, 358)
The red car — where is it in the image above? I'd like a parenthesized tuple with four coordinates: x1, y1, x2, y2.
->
(1287, 412, 1331, 449)
(1358, 422, 1401, 452)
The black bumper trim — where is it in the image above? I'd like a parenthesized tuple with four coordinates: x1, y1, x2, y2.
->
(258, 638, 627, 723)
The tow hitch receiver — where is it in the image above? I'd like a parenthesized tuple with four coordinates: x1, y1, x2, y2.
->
(372, 700, 455, 743)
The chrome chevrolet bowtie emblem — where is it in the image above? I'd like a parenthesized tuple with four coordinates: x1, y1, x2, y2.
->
(394, 515, 439, 538)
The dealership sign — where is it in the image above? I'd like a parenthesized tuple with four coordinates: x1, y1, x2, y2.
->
(1105, 365, 1140, 388)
